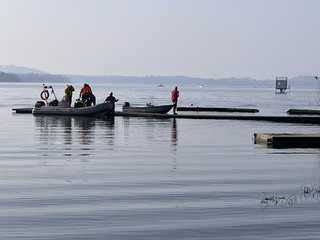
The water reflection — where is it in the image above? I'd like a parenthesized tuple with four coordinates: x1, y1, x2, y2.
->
(121, 116, 179, 170)
(34, 115, 177, 159)
(105, 115, 115, 125)
(170, 118, 178, 170)
(73, 117, 96, 145)
(171, 118, 178, 146)
(34, 116, 101, 158)
(34, 115, 98, 145)
(104, 116, 116, 147)
(122, 117, 178, 145)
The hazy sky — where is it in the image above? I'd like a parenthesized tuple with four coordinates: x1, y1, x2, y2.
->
(0, 0, 319, 79)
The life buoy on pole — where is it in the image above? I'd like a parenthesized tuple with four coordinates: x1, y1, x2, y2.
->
(40, 90, 49, 100)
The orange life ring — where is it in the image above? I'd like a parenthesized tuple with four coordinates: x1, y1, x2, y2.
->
(40, 90, 49, 100)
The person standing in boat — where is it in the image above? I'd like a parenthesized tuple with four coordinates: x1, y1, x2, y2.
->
(105, 91, 119, 113)
(79, 83, 96, 106)
(64, 84, 75, 107)
(171, 86, 179, 114)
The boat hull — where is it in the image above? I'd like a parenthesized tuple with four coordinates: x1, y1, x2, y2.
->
(122, 104, 173, 114)
(32, 102, 113, 117)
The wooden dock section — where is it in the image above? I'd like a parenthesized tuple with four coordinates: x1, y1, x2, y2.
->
(114, 112, 320, 123)
(12, 108, 33, 113)
(254, 133, 320, 148)
(287, 109, 320, 115)
(11, 108, 320, 124)
(177, 107, 259, 113)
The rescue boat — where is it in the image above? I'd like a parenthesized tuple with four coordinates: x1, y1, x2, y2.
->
(32, 85, 113, 117)
(32, 101, 113, 117)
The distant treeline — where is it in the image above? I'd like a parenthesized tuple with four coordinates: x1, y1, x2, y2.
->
(66, 75, 317, 88)
(0, 72, 69, 83)
(0, 72, 20, 82)
(0, 71, 317, 88)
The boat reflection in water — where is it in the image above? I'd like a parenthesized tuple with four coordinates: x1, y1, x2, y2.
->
(34, 115, 97, 144)
(34, 114, 176, 160)
(34, 115, 115, 158)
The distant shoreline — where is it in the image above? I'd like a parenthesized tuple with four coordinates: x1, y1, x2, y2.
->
(0, 65, 317, 88)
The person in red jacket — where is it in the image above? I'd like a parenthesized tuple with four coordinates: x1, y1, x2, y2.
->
(79, 83, 92, 97)
(171, 86, 179, 114)
(79, 83, 96, 106)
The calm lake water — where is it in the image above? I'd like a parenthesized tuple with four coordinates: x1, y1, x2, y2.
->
(1, 82, 320, 239)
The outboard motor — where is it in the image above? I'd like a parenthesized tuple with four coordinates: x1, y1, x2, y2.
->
(35, 101, 45, 108)
(123, 102, 130, 107)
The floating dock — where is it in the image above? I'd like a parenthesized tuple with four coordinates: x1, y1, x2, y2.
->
(177, 107, 259, 113)
(12, 108, 33, 113)
(287, 109, 320, 115)
(11, 108, 320, 124)
(254, 133, 320, 148)
(114, 112, 320, 123)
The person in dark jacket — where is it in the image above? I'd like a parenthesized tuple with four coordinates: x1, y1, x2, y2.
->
(105, 91, 118, 113)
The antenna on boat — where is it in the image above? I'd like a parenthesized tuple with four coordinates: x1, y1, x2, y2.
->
(314, 76, 320, 105)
